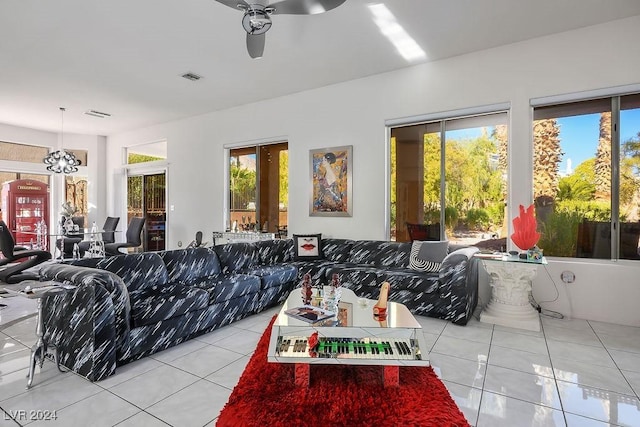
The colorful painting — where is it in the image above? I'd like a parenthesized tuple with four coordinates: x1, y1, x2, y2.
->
(309, 145, 352, 216)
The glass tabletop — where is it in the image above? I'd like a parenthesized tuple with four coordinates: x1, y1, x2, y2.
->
(274, 288, 421, 329)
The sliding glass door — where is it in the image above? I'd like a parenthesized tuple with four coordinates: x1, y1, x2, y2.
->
(127, 172, 166, 252)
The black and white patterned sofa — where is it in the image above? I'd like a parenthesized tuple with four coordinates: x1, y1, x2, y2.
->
(39, 245, 297, 381)
(38, 238, 477, 382)
(289, 238, 479, 326)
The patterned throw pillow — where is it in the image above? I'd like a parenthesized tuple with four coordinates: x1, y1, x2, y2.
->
(293, 234, 323, 260)
(409, 240, 449, 272)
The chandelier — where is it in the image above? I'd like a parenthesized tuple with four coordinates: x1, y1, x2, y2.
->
(43, 107, 81, 174)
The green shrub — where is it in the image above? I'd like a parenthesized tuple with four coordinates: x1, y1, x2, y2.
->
(486, 202, 505, 227)
(538, 210, 582, 257)
(445, 206, 459, 229)
(466, 208, 491, 230)
(555, 200, 611, 221)
(423, 208, 441, 224)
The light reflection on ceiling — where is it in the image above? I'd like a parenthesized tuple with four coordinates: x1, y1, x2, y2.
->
(368, 3, 426, 62)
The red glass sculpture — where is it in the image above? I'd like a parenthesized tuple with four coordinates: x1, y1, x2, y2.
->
(510, 204, 540, 250)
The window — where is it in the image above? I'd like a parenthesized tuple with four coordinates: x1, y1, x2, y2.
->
(533, 93, 640, 260)
(0, 141, 49, 163)
(390, 111, 508, 247)
(228, 142, 288, 234)
(65, 175, 88, 224)
(126, 140, 167, 164)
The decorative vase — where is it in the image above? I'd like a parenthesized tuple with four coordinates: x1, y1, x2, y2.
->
(64, 217, 75, 234)
(527, 246, 544, 262)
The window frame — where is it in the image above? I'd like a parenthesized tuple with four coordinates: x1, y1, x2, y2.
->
(386, 104, 510, 243)
(223, 138, 288, 233)
(531, 88, 640, 261)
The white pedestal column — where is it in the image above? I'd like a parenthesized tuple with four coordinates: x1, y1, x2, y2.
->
(480, 259, 541, 332)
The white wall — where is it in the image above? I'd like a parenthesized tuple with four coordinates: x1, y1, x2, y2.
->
(109, 15, 640, 326)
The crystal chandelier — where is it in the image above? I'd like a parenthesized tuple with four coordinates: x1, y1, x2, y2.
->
(43, 107, 81, 174)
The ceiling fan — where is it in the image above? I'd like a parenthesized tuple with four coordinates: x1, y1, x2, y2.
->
(214, 0, 347, 58)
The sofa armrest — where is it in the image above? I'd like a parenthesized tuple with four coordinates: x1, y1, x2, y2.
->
(40, 263, 131, 380)
(437, 247, 479, 325)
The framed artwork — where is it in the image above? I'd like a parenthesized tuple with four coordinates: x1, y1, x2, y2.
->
(309, 145, 353, 216)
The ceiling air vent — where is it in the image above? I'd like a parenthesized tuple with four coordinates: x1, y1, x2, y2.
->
(84, 110, 111, 118)
(181, 72, 202, 81)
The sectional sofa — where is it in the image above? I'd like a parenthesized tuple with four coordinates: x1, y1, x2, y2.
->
(39, 238, 478, 381)
(40, 245, 297, 381)
(289, 238, 479, 325)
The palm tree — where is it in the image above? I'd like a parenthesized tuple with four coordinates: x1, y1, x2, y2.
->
(533, 119, 562, 220)
(594, 112, 612, 201)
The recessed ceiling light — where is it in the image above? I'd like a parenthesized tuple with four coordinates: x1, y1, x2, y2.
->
(181, 72, 203, 81)
(84, 110, 111, 118)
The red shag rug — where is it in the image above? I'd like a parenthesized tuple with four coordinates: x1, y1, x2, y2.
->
(216, 317, 470, 427)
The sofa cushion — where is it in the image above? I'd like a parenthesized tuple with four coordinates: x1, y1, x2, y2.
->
(97, 252, 169, 292)
(255, 239, 292, 264)
(128, 283, 209, 328)
(241, 264, 298, 290)
(441, 246, 479, 268)
(409, 240, 449, 272)
(293, 234, 323, 260)
(290, 260, 337, 285)
(66, 257, 102, 268)
(321, 239, 355, 262)
(348, 241, 411, 268)
(188, 273, 261, 304)
(325, 264, 382, 290)
(159, 247, 221, 284)
(380, 268, 440, 293)
(213, 243, 259, 274)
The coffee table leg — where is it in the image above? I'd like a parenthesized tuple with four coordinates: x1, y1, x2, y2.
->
(294, 364, 310, 387)
(383, 366, 399, 387)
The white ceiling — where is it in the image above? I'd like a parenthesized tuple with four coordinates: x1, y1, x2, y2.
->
(1, 0, 640, 136)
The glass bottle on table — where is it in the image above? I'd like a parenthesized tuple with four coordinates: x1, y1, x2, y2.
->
(301, 273, 313, 305)
(331, 273, 342, 307)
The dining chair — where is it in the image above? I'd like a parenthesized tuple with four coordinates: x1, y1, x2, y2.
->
(187, 231, 204, 248)
(77, 216, 121, 256)
(104, 217, 145, 256)
(0, 221, 52, 283)
(56, 216, 85, 258)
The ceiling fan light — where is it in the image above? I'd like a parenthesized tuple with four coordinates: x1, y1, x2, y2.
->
(242, 7, 272, 35)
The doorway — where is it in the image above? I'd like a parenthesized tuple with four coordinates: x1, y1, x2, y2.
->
(127, 172, 166, 252)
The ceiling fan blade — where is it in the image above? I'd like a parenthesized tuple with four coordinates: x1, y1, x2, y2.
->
(269, 0, 346, 15)
(214, 0, 250, 10)
(246, 33, 266, 58)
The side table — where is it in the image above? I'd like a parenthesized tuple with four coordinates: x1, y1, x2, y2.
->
(478, 255, 545, 332)
(3, 281, 76, 388)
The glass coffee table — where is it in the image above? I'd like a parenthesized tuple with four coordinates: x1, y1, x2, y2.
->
(267, 288, 429, 387)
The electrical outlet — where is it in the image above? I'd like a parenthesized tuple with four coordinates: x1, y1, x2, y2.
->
(560, 270, 575, 283)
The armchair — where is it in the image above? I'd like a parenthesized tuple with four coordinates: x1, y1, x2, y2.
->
(0, 221, 52, 283)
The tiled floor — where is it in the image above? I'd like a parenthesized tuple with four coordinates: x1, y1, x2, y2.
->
(1, 300, 640, 427)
